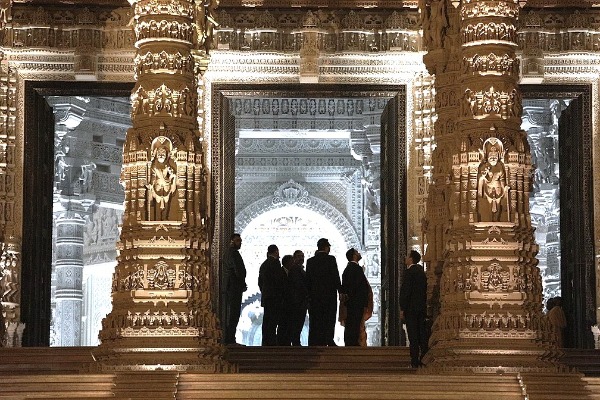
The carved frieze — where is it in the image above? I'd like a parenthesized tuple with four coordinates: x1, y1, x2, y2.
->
(131, 84, 196, 120)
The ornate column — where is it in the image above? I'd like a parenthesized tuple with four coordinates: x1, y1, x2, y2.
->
(421, 0, 557, 371)
(53, 206, 87, 346)
(94, 0, 231, 372)
(0, 13, 23, 346)
(49, 99, 90, 347)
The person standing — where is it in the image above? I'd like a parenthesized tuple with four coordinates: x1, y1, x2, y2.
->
(341, 248, 370, 346)
(399, 249, 428, 368)
(306, 238, 341, 346)
(547, 296, 567, 347)
(258, 244, 285, 346)
(223, 233, 247, 345)
(284, 250, 309, 346)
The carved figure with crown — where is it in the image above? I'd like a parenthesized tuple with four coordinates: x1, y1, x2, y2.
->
(477, 137, 510, 222)
(147, 136, 178, 221)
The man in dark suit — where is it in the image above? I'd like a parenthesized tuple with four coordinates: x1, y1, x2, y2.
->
(341, 247, 369, 346)
(306, 238, 341, 346)
(399, 249, 429, 368)
(258, 244, 285, 346)
(222, 233, 247, 345)
(283, 250, 308, 346)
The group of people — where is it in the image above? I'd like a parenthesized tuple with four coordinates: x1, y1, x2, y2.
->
(222, 233, 429, 367)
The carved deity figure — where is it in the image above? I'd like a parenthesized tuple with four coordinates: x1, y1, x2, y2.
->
(147, 136, 178, 221)
(419, 0, 432, 48)
(196, 0, 220, 54)
(477, 138, 509, 222)
(428, 0, 448, 49)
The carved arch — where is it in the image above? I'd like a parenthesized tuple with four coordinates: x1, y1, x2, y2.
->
(234, 180, 361, 251)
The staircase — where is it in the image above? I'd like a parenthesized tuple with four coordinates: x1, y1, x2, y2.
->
(225, 345, 414, 373)
(0, 346, 598, 399)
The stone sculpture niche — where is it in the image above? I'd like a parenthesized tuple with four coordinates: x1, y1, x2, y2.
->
(477, 137, 510, 222)
(147, 136, 178, 221)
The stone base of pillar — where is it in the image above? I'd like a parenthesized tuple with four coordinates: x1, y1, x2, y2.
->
(91, 337, 236, 372)
(1, 321, 25, 347)
(423, 338, 563, 374)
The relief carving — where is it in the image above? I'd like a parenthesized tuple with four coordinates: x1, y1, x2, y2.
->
(464, 87, 520, 119)
(481, 262, 510, 292)
(195, 0, 220, 54)
(463, 53, 519, 76)
(421, 0, 448, 49)
(147, 260, 176, 290)
(131, 85, 195, 119)
(462, 22, 516, 44)
(477, 138, 510, 222)
(147, 136, 178, 221)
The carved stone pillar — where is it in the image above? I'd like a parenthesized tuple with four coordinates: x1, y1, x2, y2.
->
(53, 207, 86, 346)
(94, 0, 231, 371)
(422, 0, 557, 371)
(0, 33, 21, 346)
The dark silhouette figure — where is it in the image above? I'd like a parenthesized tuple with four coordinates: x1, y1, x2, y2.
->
(399, 249, 428, 367)
(547, 296, 567, 348)
(306, 238, 341, 346)
(223, 233, 247, 345)
(283, 250, 309, 346)
(341, 248, 370, 346)
(258, 244, 285, 346)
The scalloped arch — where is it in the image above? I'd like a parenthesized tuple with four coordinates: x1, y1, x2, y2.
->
(235, 182, 361, 251)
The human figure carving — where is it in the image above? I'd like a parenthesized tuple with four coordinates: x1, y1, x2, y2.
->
(477, 138, 509, 222)
(419, 0, 432, 48)
(428, 0, 448, 48)
(147, 136, 177, 221)
(196, 0, 220, 54)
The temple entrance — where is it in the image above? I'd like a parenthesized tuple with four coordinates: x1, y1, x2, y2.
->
(237, 205, 351, 346)
(211, 84, 408, 346)
(521, 84, 595, 348)
(18, 82, 596, 348)
(22, 82, 132, 346)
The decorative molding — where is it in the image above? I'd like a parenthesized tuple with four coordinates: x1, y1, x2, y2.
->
(235, 180, 361, 251)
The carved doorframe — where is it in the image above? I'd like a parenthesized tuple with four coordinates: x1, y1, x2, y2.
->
(521, 84, 595, 348)
(21, 81, 133, 345)
(209, 84, 407, 343)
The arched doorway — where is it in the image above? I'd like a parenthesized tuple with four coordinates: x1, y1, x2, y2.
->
(236, 199, 358, 346)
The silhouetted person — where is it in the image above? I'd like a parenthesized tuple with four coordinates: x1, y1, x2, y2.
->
(223, 233, 247, 345)
(283, 250, 308, 346)
(341, 248, 370, 346)
(306, 238, 341, 346)
(278, 254, 294, 346)
(400, 249, 428, 368)
(548, 296, 567, 348)
(258, 244, 285, 346)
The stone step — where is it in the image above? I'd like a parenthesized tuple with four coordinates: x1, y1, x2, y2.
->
(0, 346, 96, 373)
(225, 345, 413, 373)
(520, 372, 594, 400)
(561, 349, 600, 376)
(0, 374, 114, 399)
(0, 347, 599, 399)
(112, 371, 179, 399)
(0, 372, 525, 400)
(583, 377, 600, 400)
(0, 370, 596, 399)
(176, 373, 525, 399)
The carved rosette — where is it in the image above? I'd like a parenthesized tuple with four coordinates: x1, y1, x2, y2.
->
(94, 0, 232, 372)
(422, 0, 556, 372)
